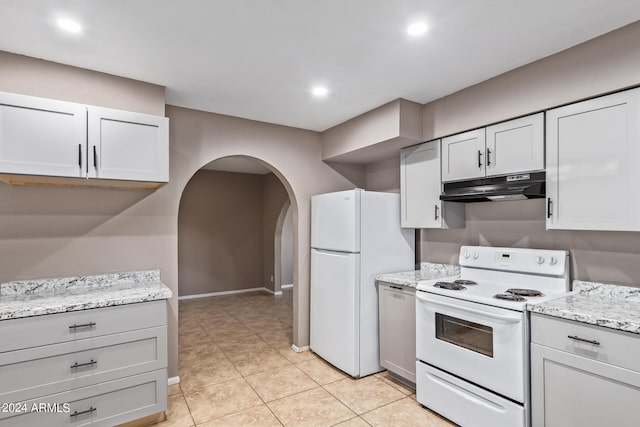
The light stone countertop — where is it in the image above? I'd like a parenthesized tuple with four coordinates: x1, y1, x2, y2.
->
(375, 262, 460, 288)
(528, 280, 640, 334)
(0, 270, 172, 321)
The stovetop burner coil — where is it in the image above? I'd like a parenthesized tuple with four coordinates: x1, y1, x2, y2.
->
(506, 288, 544, 297)
(494, 293, 526, 302)
(434, 282, 466, 291)
(454, 279, 478, 286)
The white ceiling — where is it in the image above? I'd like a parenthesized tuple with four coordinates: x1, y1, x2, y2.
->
(0, 1, 639, 132)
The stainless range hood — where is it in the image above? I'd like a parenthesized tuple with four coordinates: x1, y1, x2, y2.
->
(440, 172, 545, 203)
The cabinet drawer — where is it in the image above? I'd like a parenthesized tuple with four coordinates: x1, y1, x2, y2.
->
(531, 313, 640, 372)
(0, 326, 167, 402)
(0, 301, 166, 353)
(0, 369, 167, 426)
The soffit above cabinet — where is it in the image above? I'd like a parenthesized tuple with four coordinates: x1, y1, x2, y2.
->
(321, 99, 422, 164)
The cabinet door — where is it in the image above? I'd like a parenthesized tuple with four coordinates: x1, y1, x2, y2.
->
(0, 92, 86, 178)
(441, 129, 486, 182)
(485, 112, 544, 177)
(546, 89, 640, 230)
(378, 284, 415, 383)
(531, 343, 640, 427)
(400, 141, 442, 228)
(87, 106, 169, 182)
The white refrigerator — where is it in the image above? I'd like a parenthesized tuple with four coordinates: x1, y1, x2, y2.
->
(310, 189, 415, 377)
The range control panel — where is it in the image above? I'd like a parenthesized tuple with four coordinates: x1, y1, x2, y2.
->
(459, 246, 568, 276)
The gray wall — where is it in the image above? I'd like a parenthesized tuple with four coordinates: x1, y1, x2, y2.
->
(178, 170, 265, 296)
(262, 173, 289, 291)
(281, 206, 294, 286)
(421, 201, 640, 287)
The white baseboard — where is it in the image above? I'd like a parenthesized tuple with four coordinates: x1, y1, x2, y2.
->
(281, 284, 293, 289)
(263, 287, 283, 296)
(178, 287, 279, 300)
(291, 344, 310, 353)
(168, 376, 180, 386)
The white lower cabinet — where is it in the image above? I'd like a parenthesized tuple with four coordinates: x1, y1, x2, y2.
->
(0, 301, 168, 426)
(531, 313, 640, 427)
(0, 370, 166, 427)
(400, 140, 464, 229)
(378, 282, 415, 384)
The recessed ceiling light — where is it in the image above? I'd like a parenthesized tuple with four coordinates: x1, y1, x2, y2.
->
(57, 17, 83, 34)
(407, 22, 428, 36)
(312, 86, 328, 97)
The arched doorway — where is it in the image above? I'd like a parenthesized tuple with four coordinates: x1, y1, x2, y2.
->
(177, 155, 297, 346)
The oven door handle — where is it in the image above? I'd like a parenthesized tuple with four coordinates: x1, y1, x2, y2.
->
(416, 292, 522, 323)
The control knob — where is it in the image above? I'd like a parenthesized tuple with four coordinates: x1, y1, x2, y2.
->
(473, 252, 479, 260)
(549, 257, 558, 265)
(536, 256, 545, 265)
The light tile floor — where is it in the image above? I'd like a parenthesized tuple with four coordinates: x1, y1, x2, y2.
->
(156, 289, 455, 426)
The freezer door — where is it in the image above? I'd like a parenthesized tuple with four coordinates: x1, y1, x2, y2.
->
(310, 248, 360, 376)
(311, 189, 360, 252)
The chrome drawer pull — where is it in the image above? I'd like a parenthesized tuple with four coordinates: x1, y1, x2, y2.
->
(69, 407, 96, 418)
(68, 322, 96, 330)
(70, 359, 97, 369)
(568, 335, 600, 346)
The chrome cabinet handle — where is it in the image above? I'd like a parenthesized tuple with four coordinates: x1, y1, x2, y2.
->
(390, 285, 404, 290)
(477, 150, 482, 168)
(568, 335, 600, 346)
(93, 145, 97, 168)
(78, 144, 82, 168)
(69, 322, 96, 330)
(70, 359, 97, 369)
(434, 205, 439, 221)
(70, 407, 96, 418)
(547, 198, 553, 218)
(486, 148, 491, 166)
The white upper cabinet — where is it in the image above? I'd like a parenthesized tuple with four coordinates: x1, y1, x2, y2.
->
(441, 129, 486, 182)
(88, 107, 169, 182)
(0, 92, 87, 178)
(401, 140, 464, 229)
(0, 91, 169, 186)
(485, 112, 544, 177)
(441, 113, 544, 182)
(546, 88, 640, 231)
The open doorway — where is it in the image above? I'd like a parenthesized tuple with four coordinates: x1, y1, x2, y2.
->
(177, 156, 297, 375)
(178, 156, 291, 298)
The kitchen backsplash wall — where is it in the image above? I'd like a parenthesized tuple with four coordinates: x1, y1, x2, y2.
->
(421, 200, 640, 287)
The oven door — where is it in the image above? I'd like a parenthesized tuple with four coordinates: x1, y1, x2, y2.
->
(416, 291, 525, 403)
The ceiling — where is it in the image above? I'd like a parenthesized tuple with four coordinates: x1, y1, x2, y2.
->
(0, 1, 639, 132)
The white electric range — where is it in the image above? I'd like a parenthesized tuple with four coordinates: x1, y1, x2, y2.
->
(415, 246, 571, 427)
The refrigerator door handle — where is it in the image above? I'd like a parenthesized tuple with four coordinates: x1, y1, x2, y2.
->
(312, 248, 356, 255)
